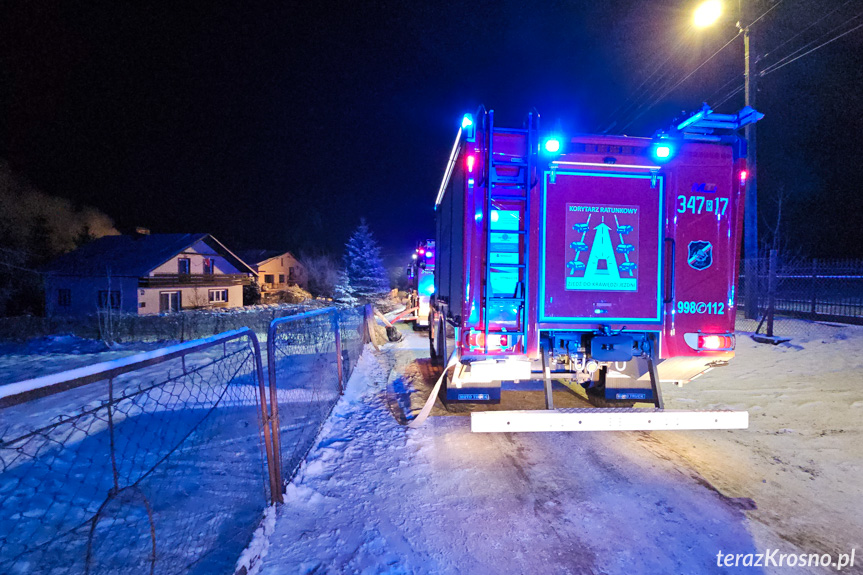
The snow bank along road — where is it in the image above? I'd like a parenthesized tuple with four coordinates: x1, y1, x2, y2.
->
(257, 322, 862, 574)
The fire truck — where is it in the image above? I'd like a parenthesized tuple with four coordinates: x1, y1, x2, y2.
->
(405, 240, 436, 329)
(428, 105, 762, 432)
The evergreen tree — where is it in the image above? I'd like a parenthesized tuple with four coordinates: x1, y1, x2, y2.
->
(243, 278, 262, 306)
(333, 268, 358, 305)
(343, 220, 390, 303)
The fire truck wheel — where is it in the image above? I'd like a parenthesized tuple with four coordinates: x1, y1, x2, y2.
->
(428, 310, 438, 364)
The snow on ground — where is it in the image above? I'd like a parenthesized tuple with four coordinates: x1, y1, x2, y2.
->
(0, 335, 167, 386)
(656, 320, 863, 567)
(0, 338, 272, 575)
(258, 326, 863, 575)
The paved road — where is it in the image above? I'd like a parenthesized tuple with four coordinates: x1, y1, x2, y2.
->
(258, 333, 797, 575)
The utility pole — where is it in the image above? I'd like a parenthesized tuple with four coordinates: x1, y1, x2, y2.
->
(743, 24, 759, 319)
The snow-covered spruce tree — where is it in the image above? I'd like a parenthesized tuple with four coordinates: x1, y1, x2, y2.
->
(333, 268, 358, 306)
(343, 220, 390, 304)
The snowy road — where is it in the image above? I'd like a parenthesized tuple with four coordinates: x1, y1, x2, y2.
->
(254, 323, 863, 575)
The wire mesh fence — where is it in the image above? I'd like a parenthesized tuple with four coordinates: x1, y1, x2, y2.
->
(738, 256, 863, 338)
(0, 329, 275, 575)
(266, 306, 370, 495)
(0, 303, 326, 344)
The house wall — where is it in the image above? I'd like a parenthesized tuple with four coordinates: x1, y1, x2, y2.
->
(150, 240, 239, 275)
(44, 276, 139, 317)
(138, 285, 244, 314)
(256, 253, 307, 291)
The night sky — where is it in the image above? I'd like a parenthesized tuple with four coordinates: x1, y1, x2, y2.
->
(3, 0, 862, 265)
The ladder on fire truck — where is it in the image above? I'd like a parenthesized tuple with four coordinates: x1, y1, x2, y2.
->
(481, 110, 537, 354)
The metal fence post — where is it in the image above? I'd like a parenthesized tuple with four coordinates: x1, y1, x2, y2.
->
(107, 377, 120, 494)
(767, 250, 777, 337)
(264, 324, 284, 504)
(810, 258, 818, 319)
(333, 311, 344, 395)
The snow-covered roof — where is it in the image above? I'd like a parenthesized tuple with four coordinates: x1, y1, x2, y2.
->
(43, 233, 256, 277)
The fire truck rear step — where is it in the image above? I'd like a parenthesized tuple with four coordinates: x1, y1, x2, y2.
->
(470, 408, 749, 432)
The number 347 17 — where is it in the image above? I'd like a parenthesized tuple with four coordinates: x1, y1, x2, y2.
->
(677, 195, 728, 216)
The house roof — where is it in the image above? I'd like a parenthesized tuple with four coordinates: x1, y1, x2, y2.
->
(43, 233, 256, 277)
(236, 249, 300, 267)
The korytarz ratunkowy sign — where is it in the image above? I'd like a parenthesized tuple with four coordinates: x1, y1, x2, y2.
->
(565, 204, 639, 292)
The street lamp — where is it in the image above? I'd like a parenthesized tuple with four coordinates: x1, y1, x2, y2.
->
(693, 0, 722, 27)
(694, 0, 759, 319)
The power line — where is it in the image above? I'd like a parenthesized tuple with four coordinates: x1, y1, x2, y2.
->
(712, 83, 745, 109)
(619, 31, 741, 132)
(748, 0, 784, 28)
(760, 0, 853, 65)
(705, 75, 742, 104)
(706, 1, 857, 107)
(605, 0, 804, 133)
(598, 29, 693, 132)
(761, 9, 863, 75)
(762, 20, 863, 76)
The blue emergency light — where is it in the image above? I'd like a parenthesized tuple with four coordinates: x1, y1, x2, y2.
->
(650, 142, 675, 162)
(462, 114, 476, 142)
(544, 137, 561, 153)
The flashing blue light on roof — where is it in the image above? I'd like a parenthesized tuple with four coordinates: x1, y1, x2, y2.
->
(544, 138, 561, 153)
(462, 113, 476, 142)
(651, 143, 674, 162)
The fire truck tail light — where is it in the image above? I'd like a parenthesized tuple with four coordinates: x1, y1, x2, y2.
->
(740, 170, 748, 185)
(684, 333, 735, 351)
(466, 332, 511, 350)
(467, 155, 476, 173)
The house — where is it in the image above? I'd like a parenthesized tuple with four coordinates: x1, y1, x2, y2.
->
(237, 250, 307, 300)
(43, 233, 256, 316)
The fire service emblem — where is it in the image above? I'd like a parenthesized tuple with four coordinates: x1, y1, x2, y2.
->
(688, 241, 713, 271)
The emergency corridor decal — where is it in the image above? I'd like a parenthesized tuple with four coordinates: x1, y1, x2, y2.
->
(564, 204, 639, 292)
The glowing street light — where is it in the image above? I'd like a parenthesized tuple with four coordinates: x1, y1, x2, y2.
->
(693, 0, 722, 28)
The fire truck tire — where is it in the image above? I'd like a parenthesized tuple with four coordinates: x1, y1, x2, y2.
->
(436, 314, 447, 364)
(428, 309, 438, 364)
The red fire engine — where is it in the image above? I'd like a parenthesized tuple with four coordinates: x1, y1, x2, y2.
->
(405, 240, 436, 329)
(428, 105, 762, 431)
